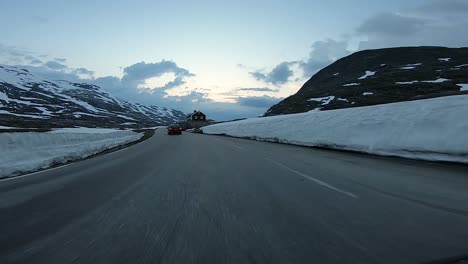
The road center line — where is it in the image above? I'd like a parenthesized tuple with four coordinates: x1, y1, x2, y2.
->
(267, 159, 358, 199)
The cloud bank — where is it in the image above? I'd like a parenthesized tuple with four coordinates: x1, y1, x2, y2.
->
(248, 0, 468, 85)
(249, 61, 298, 85)
(0, 46, 281, 120)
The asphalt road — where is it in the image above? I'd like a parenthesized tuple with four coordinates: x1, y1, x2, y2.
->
(1, 129, 468, 264)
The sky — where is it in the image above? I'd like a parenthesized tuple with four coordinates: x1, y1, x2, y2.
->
(1, 0, 468, 120)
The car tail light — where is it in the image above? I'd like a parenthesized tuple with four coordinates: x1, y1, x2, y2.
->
(179, 128, 182, 130)
(169, 128, 173, 130)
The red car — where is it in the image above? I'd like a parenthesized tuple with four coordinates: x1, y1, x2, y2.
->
(168, 125, 183, 135)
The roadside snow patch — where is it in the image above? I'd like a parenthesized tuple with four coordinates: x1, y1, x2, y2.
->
(49, 128, 126, 134)
(438, 58, 451, 62)
(0, 129, 143, 178)
(203, 95, 468, 163)
(363, 92, 373, 96)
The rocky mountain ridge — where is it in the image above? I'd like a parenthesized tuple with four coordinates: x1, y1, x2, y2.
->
(265, 46, 468, 116)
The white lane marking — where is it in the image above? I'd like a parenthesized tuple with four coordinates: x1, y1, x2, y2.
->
(0, 164, 71, 182)
(268, 159, 358, 199)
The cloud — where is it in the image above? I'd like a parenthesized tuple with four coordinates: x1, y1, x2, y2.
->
(237, 87, 279, 92)
(0, 42, 281, 120)
(44, 60, 68, 70)
(93, 61, 209, 114)
(93, 61, 281, 120)
(154, 75, 185, 91)
(357, 2, 468, 50)
(31, 16, 48, 24)
(121, 60, 195, 90)
(54, 57, 67, 63)
(244, 39, 350, 83)
(249, 61, 297, 85)
(236, 95, 283, 108)
(19, 65, 90, 83)
(122, 61, 194, 82)
(300, 39, 351, 77)
(416, 0, 468, 14)
(24, 55, 36, 61)
(247, 0, 468, 83)
(71, 67, 95, 78)
(8, 50, 24, 57)
(357, 13, 429, 36)
(248, 39, 350, 82)
(22, 55, 43, 65)
(73, 67, 94, 75)
(30, 59, 43, 65)
(0, 44, 27, 64)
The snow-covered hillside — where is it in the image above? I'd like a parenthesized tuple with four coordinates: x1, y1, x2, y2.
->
(0, 65, 185, 128)
(0, 128, 143, 178)
(204, 95, 468, 163)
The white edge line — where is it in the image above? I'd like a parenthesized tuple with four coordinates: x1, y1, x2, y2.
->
(0, 163, 71, 182)
(268, 159, 358, 199)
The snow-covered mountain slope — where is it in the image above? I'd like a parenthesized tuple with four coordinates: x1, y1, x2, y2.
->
(0, 65, 185, 128)
(204, 95, 468, 163)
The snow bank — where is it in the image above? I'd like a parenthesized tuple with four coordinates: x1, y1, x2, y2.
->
(203, 95, 468, 163)
(48, 127, 125, 134)
(0, 130, 143, 178)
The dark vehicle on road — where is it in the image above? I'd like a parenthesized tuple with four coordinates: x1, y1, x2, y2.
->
(168, 124, 183, 135)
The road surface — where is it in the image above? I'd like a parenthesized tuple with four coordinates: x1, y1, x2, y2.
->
(1, 129, 468, 263)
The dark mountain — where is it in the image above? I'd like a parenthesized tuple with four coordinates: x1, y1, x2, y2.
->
(0, 65, 185, 128)
(265, 47, 468, 116)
